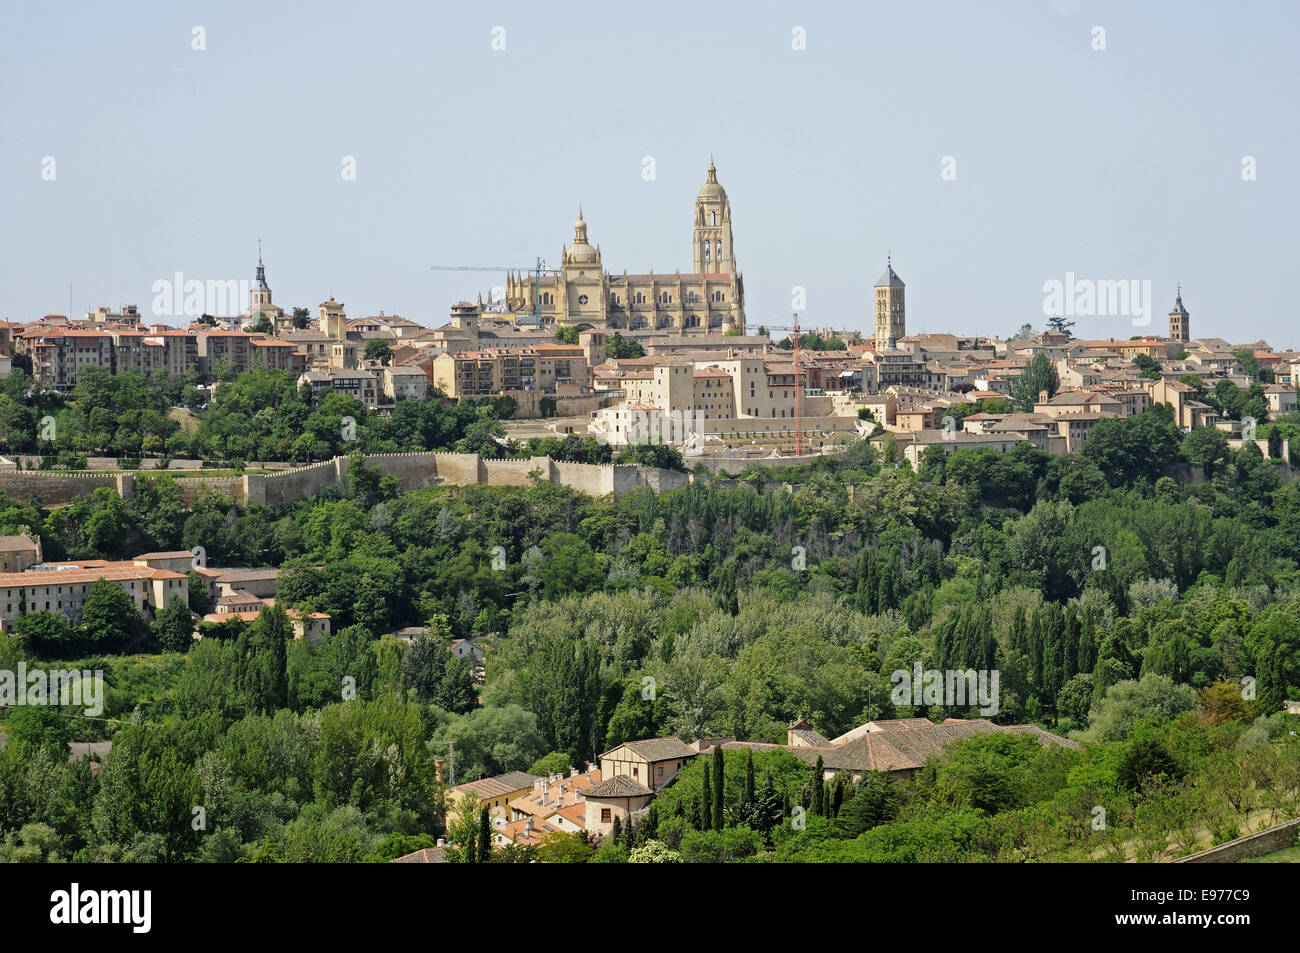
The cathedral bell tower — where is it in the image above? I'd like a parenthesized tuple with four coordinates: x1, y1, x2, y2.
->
(693, 158, 735, 276)
(874, 256, 906, 350)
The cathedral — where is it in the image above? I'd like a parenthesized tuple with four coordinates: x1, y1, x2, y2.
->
(503, 159, 746, 334)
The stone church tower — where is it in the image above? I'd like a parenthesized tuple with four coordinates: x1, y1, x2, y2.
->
(1168, 286, 1189, 343)
(249, 242, 272, 312)
(693, 158, 736, 276)
(874, 257, 906, 350)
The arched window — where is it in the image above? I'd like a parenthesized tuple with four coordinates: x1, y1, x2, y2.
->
(703, 242, 711, 261)
(715, 241, 722, 260)
(710, 211, 717, 226)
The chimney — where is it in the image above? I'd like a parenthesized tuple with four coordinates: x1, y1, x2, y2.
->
(1038, 390, 1048, 404)
(436, 838, 446, 848)
(525, 817, 533, 833)
(570, 766, 579, 777)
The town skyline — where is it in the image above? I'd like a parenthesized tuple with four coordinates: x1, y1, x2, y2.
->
(3, 2, 1297, 345)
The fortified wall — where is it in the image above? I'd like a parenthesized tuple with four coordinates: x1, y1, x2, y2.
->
(0, 453, 688, 507)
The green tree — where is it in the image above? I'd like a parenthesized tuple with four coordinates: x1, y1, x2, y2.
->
(437, 655, 478, 714)
(10, 611, 74, 658)
(1011, 354, 1060, 411)
(712, 745, 725, 829)
(364, 339, 393, 365)
(701, 764, 713, 831)
(152, 596, 195, 653)
(477, 806, 492, 863)
(79, 578, 143, 653)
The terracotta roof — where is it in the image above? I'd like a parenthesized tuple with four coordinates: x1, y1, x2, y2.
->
(451, 771, 540, 799)
(587, 776, 653, 798)
(605, 737, 698, 762)
(391, 846, 447, 863)
(0, 565, 184, 587)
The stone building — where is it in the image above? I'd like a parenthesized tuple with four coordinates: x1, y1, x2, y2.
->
(1168, 287, 1190, 344)
(873, 258, 906, 350)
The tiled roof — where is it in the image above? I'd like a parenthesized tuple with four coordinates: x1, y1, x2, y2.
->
(587, 776, 653, 798)
(391, 846, 447, 863)
(607, 737, 698, 762)
(451, 771, 540, 799)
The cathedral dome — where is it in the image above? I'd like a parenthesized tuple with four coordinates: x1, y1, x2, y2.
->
(567, 241, 599, 264)
(698, 159, 726, 201)
(566, 208, 599, 264)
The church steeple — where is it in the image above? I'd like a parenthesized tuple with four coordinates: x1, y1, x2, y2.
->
(250, 238, 272, 310)
(1168, 284, 1190, 344)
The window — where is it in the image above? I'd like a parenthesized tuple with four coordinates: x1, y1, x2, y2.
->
(657, 765, 663, 776)
(601, 808, 612, 822)
(632, 766, 639, 778)
(578, 295, 588, 305)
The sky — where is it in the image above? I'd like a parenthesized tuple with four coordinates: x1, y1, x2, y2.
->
(1, 0, 1297, 346)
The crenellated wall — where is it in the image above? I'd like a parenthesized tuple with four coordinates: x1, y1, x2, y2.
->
(0, 452, 689, 507)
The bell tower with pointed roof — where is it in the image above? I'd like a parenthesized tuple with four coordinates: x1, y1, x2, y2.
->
(1168, 285, 1190, 344)
(249, 239, 273, 311)
(873, 255, 906, 350)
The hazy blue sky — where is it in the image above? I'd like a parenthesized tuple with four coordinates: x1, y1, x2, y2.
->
(2, 1, 1297, 345)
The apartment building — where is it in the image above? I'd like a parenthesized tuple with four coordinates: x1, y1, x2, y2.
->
(429, 344, 589, 398)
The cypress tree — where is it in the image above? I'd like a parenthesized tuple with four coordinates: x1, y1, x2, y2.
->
(712, 745, 725, 829)
(1063, 609, 1080, 679)
(701, 767, 713, 831)
(979, 606, 997, 671)
(1028, 606, 1045, 693)
(611, 814, 623, 845)
(744, 749, 756, 807)
(477, 807, 492, 863)
(1078, 605, 1097, 675)
(1259, 638, 1285, 713)
(811, 756, 825, 816)
(1271, 639, 1287, 712)
(1009, 606, 1028, 656)
(642, 803, 659, 842)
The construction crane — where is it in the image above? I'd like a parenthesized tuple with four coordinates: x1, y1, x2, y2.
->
(749, 315, 807, 457)
(430, 258, 560, 325)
